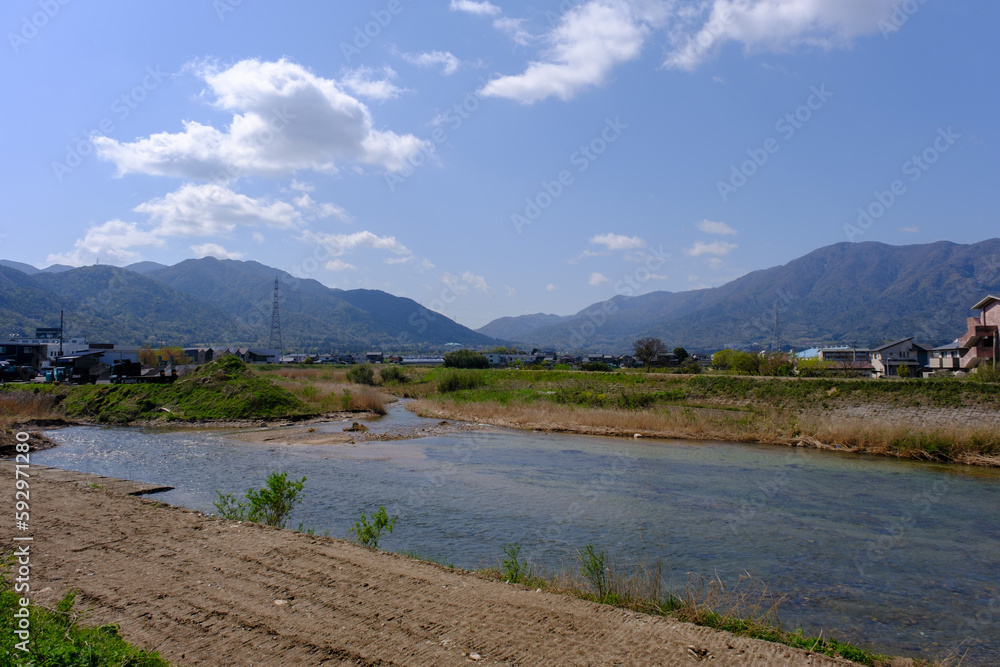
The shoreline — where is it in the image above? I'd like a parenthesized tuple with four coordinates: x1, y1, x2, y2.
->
(410, 399, 1000, 468)
(4, 472, 910, 666)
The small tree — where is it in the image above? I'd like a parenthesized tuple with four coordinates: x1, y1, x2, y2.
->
(137, 345, 157, 366)
(350, 506, 397, 548)
(633, 337, 666, 371)
(897, 364, 911, 379)
(672, 347, 689, 362)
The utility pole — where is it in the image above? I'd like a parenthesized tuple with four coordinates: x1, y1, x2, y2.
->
(59, 310, 64, 357)
(269, 277, 283, 358)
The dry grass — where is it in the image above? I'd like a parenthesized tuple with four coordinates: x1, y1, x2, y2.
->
(413, 399, 1000, 467)
(0, 390, 61, 427)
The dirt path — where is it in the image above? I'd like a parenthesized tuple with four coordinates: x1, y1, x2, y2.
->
(4, 475, 882, 667)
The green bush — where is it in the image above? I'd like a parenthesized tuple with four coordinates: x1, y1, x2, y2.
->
(581, 362, 612, 372)
(579, 544, 610, 602)
(501, 543, 531, 584)
(350, 506, 397, 548)
(379, 365, 410, 384)
(346, 365, 376, 385)
(443, 350, 489, 369)
(214, 471, 306, 529)
(437, 370, 485, 393)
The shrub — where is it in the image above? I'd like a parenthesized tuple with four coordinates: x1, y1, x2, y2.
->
(501, 543, 530, 584)
(379, 365, 410, 384)
(350, 505, 397, 548)
(581, 362, 612, 372)
(443, 350, 489, 369)
(437, 370, 484, 393)
(214, 471, 306, 529)
(346, 365, 376, 385)
(579, 544, 610, 602)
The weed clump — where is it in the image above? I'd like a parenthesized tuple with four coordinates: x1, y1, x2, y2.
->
(214, 471, 306, 529)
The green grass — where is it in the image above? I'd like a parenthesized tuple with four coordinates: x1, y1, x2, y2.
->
(0, 573, 169, 667)
(56, 356, 315, 424)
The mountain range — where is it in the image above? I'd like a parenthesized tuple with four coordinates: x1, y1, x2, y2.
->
(478, 239, 1000, 352)
(0, 258, 496, 351)
(2, 239, 999, 353)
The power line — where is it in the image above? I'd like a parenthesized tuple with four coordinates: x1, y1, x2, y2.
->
(269, 277, 283, 354)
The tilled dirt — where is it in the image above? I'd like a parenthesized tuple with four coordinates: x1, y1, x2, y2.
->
(5, 476, 880, 667)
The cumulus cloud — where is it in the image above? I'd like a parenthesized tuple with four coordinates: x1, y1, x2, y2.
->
(135, 183, 302, 236)
(591, 232, 647, 251)
(325, 259, 357, 271)
(46, 220, 164, 266)
(190, 243, 244, 260)
(666, 0, 904, 70)
(402, 51, 462, 75)
(686, 240, 738, 256)
(443, 271, 495, 296)
(696, 219, 738, 235)
(589, 272, 610, 286)
(293, 194, 351, 222)
(303, 230, 412, 258)
(339, 65, 406, 100)
(479, 1, 648, 104)
(450, 0, 501, 16)
(95, 58, 429, 180)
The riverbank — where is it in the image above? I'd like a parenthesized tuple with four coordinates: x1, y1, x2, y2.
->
(2, 473, 913, 666)
(406, 369, 1000, 467)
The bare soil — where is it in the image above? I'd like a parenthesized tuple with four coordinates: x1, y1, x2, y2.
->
(2, 475, 886, 667)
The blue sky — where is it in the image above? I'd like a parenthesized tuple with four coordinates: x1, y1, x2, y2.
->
(1, 0, 995, 329)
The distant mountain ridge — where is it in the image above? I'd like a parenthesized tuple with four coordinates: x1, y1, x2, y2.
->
(0, 258, 496, 351)
(477, 239, 1000, 352)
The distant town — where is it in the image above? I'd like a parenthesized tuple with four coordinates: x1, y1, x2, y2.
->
(1, 294, 996, 384)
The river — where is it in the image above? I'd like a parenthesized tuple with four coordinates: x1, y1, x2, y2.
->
(35, 403, 1000, 665)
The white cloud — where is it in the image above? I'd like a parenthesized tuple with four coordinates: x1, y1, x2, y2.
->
(898, 226, 920, 234)
(666, 0, 903, 71)
(443, 271, 495, 296)
(303, 230, 412, 258)
(251, 232, 265, 243)
(339, 66, 405, 100)
(289, 179, 314, 192)
(135, 183, 301, 236)
(325, 259, 356, 271)
(686, 240, 738, 257)
(46, 220, 164, 266)
(95, 58, 430, 180)
(589, 272, 610, 286)
(591, 232, 646, 251)
(505, 285, 516, 297)
(293, 194, 351, 222)
(402, 51, 462, 76)
(696, 219, 738, 235)
(546, 283, 557, 291)
(450, 0, 501, 16)
(493, 17, 534, 45)
(479, 1, 648, 104)
(190, 243, 244, 260)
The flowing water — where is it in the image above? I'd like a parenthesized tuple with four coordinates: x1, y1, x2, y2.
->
(35, 403, 1000, 664)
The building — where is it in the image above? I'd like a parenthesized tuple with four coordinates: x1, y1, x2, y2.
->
(870, 338, 923, 378)
(926, 341, 962, 374)
(957, 295, 999, 371)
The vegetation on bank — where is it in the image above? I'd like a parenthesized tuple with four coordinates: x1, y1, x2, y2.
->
(484, 542, 898, 666)
(1, 556, 168, 666)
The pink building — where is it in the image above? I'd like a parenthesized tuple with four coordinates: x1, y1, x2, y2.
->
(958, 295, 999, 371)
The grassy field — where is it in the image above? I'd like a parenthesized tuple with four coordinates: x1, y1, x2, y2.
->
(3, 359, 998, 465)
